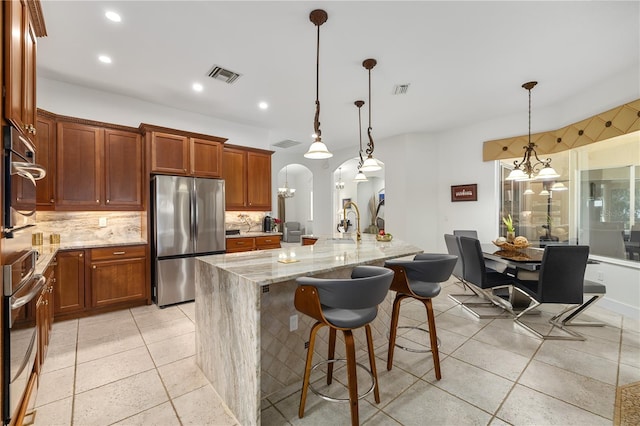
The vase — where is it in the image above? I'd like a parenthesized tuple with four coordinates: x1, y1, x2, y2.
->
(507, 231, 515, 242)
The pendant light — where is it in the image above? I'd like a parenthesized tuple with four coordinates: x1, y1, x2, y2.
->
(353, 100, 368, 182)
(304, 9, 332, 159)
(335, 167, 345, 190)
(360, 58, 382, 172)
(278, 166, 296, 198)
(506, 81, 559, 181)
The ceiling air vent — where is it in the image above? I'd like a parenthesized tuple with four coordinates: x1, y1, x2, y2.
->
(392, 84, 410, 95)
(207, 65, 242, 84)
(272, 139, 302, 149)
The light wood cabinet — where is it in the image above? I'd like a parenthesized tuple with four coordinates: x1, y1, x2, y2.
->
(56, 121, 143, 210)
(89, 245, 148, 308)
(255, 235, 281, 250)
(54, 250, 86, 319)
(4, 0, 38, 141)
(222, 146, 273, 211)
(149, 129, 224, 177)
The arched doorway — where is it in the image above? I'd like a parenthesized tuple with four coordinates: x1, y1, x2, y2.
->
(277, 164, 313, 236)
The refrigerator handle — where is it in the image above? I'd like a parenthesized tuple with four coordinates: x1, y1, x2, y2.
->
(192, 178, 198, 249)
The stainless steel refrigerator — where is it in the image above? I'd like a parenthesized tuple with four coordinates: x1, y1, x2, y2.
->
(151, 175, 225, 307)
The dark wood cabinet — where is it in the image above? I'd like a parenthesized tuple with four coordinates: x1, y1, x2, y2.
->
(54, 250, 86, 318)
(149, 130, 224, 178)
(4, 0, 37, 141)
(104, 129, 143, 208)
(255, 235, 281, 250)
(56, 121, 143, 210)
(89, 245, 148, 308)
(34, 114, 56, 208)
(222, 146, 272, 211)
(225, 235, 280, 253)
(36, 263, 54, 373)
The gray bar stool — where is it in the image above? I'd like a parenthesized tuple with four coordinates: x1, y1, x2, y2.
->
(384, 254, 457, 380)
(294, 265, 394, 426)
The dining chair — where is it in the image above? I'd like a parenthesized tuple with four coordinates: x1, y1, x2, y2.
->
(453, 229, 478, 239)
(550, 279, 607, 327)
(513, 245, 590, 340)
(383, 254, 457, 380)
(444, 234, 482, 302)
(457, 236, 517, 318)
(294, 265, 394, 426)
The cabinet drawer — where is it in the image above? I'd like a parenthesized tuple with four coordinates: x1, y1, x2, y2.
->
(90, 245, 146, 261)
(226, 237, 255, 251)
(255, 236, 281, 248)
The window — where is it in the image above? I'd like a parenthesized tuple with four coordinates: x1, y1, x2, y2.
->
(500, 131, 640, 262)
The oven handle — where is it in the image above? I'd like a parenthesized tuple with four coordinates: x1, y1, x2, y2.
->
(13, 161, 47, 182)
(11, 274, 46, 310)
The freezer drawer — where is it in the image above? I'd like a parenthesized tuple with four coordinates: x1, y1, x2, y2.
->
(156, 257, 195, 307)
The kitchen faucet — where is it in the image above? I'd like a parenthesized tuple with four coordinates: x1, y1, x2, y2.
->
(343, 201, 361, 242)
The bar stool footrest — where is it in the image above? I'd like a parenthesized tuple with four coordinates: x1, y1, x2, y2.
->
(391, 326, 441, 352)
(308, 359, 375, 403)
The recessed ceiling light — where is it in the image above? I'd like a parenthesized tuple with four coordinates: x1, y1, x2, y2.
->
(105, 11, 121, 22)
(192, 83, 203, 92)
(258, 101, 268, 110)
(98, 55, 112, 64)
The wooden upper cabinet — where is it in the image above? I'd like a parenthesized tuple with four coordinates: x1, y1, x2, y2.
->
(55, 120, 143, 210)
(222, 146, 272, 211)
(190, 137, 222, 177)
(34, 114, 56, 208)
(149, 130, 224, 178)
(104, 129, 143, 208)
(150, 132, 189, 175)
(56, 122, 103, 208)
(222, 148, 247, 209)
(4, 0, 37, 140)
(246, 151, 271, 209)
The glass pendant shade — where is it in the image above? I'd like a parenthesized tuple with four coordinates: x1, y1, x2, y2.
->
(506, 168, 527, 181)
(539, 189, 550, 196)
(535, 165, 560, 180)
(360, 155, 381, 172)
(304, 141, 332, 159)
(354, 170, 368, 182)
(551, 182, 568, 191)
(523, 188, 535, 195)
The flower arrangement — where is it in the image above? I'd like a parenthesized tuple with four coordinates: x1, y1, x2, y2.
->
(272, 218, 281, 232)
(502, 214, 515, 233)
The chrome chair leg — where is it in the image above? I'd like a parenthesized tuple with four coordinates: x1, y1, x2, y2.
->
(553, 294, 606, 327)
(515, 298, 586, 341)
(454, 284, 514, 319)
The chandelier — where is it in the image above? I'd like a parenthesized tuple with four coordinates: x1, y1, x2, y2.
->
(353, 100, 368, 182)
(304, 9, 332, 159)
(278, 166, 296, 198)
(335, 167, 345, 189)
(360, 58, 382, 172)
(506, 81, 559, 181)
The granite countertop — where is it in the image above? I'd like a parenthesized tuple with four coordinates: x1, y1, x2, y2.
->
(197, 234, 422, 286)
(33, 238, 148, 275)
(226, 231, 283, 239)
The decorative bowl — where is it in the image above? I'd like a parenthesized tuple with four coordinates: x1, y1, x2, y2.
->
(376, 234, 393, 242)
(492, 240, 530, 251)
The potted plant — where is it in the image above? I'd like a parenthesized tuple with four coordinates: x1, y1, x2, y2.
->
(502, 214, 516, 242)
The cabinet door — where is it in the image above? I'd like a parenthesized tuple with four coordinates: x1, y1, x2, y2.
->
(190, 138, 222, 177)
(150, 132, 189, 175)
(246, 152, 272, 210)
(5, 0, 27, 134)
(222, 148, 247, 209)
(54, 250, 86, 317)
(35, 115, 56, 208)
(90, 257, 147, 308)
(56, 122, 103, 208)
(104, 129, 143, 209)
(23, 14, 37, 136)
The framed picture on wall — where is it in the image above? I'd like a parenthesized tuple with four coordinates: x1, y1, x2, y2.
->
(451, 184, 477, 202)
(342, 198, 352, 208)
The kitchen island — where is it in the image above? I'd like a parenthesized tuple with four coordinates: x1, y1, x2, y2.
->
(194, 235, 422, 426)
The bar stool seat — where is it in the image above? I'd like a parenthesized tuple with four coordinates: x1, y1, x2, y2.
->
(294, 265, 394, 426)
(384, 254, 457, 380)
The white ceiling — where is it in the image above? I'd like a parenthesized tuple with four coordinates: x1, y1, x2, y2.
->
(37, 1, 639, 153)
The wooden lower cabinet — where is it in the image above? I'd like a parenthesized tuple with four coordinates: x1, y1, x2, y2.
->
(36, 263, 55, 373)
(89, 245, 147, 308)
(226, 235, 281, 253)
(53, 250, 86, 318)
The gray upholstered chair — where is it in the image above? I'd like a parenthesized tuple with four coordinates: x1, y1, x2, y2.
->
(513, 245, 590, 340)
(284, 221, 304, 243)
(453, 229, 478, 239)
(294, 266, 394, 425)
(384, 254, 457, 380)
(458, 236, 516, 318)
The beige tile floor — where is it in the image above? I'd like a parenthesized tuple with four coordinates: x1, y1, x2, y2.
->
(33, 279, 640, 425)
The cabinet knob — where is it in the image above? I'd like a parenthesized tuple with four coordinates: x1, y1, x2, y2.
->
(50, 199, 54, 203)
(93, 265, 96, 269)
(96, 199, 100, 203)
(106, 199, 110, 204)
(79, 253, 83, 258)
